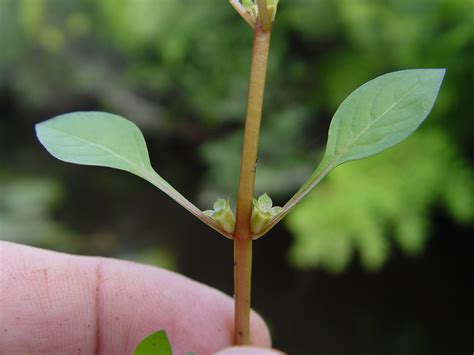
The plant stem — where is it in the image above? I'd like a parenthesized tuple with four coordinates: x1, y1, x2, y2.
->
(233, 237, 253, 344)
(233, 23, 271, 345)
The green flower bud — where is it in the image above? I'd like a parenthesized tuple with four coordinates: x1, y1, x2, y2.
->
(204, 198, 236, 234)
(251, 193, 283, 235)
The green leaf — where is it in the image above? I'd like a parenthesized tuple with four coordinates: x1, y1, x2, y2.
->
(134, 330, 172, 355)
(324, 69, 445, 166)
(255, 69, 445, 237)
(36, 112, 232, 238)
(36, 111, 152, 177)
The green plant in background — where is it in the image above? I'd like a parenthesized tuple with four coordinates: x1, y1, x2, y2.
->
(35, 1, 446, 351)
(0, 177, 80, 250)
(287, 130, 474, 273)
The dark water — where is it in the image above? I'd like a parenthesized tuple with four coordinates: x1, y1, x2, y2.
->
(179, 214, 473, 355)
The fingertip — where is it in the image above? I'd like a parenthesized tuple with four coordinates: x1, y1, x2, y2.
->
(215, 346, 285, 355)
(250, 310, 272, 347)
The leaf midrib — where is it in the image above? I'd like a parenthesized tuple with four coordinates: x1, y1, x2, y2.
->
(44, 125, 149, 175)
(47, 125, 211, 217)
(330, 81, 420, 163)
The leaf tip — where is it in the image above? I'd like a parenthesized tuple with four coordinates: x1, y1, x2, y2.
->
(34, 121, 44, 139)
(433, 67, 447, 79)
(35, 120, 54, 153)
(422, 68, 447, 84)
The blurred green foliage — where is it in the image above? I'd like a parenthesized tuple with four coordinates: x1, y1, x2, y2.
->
(0, 176, 81, 250)
(0, 0, 472, 272)
(287, 130, 474, 273)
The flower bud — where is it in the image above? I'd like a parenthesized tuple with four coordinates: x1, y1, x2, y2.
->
(204, 198, 236, 234)
(251, 193, 283, 235)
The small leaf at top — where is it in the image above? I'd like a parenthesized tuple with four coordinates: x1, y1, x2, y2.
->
(254, 69, 445, 237)
(134, 330, 172, 355)
(36, 112, 233, 239)
(229, 0, 256, 29)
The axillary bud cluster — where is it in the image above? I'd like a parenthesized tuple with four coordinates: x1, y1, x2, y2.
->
(204, 193, 283, 237)
(251, 193, 282, 235)
(204, 198, 236, 234)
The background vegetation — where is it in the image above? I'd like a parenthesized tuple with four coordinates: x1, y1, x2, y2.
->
(1, 1, 472, 354)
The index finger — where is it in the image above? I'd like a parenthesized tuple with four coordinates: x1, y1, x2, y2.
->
(0, 242, 271, 354)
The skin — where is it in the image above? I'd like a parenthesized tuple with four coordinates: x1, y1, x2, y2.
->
(0, 241, 279, 354)
(217, 347, 284, 354)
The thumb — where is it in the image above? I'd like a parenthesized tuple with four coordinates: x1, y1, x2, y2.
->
(215, 346, 285, 354)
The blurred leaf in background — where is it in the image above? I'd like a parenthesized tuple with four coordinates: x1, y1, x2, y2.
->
(0, 176, 81, 251)
(287, 130, 474, 273)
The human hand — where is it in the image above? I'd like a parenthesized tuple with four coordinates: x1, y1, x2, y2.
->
(0, 241, 277, 354)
